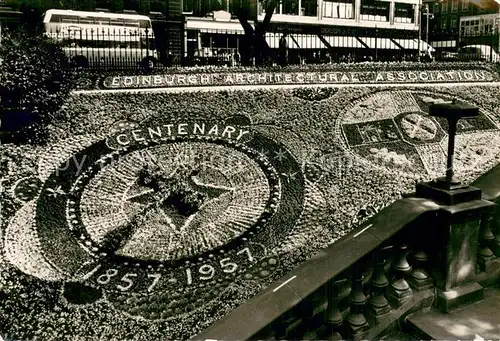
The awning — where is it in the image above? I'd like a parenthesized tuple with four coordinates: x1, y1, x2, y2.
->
(391, 39, 436, 51)
(265, 33, 300, 49)
(266, 34, 366, 49)
(323, 36, 365, 49)
(413, 39, 436, 52)
(359, 37, 400, 50)
(265, 33, 325, 49)
(185, 19, 253, 34)
(289, 34, 325, 49)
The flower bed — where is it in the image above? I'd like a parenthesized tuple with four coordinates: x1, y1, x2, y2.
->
(1, 83, 500, 341)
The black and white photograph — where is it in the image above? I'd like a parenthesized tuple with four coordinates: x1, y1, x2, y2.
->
(0, 0, 500, 340)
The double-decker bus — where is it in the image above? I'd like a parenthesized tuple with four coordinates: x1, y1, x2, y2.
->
(42, 9, 158, 70)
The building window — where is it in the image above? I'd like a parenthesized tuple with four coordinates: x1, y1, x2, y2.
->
(185, 0, 228, 16)
(451, 0, 458, 12)
(484, 18, 494, 35)
(442, 20, 447, 29)
(283, 0, 299, 15)
(302, 0, 318, 16)
(394, 3, 414, 23)
(461, 0, 468, 11)
(322, 0, 354, 19)
(441, 1, 448, 13)
(360, 1, 389, 21)
(461, 18, 482, 36)
(450, 18, 457, 29)
(434, 2, 440, 13)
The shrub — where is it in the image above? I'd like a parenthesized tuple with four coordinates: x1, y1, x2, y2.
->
(0, 29, 73, 142)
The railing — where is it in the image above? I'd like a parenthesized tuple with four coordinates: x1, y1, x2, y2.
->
(46, 28, 158, 70)
(42, 26, 500, 70)
(471, 165, 500, 287)
(193, 162, 500, 341)
(183, 28, 427, 67)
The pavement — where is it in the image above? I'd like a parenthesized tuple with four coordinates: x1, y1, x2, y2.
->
(407, 286, 500, 340)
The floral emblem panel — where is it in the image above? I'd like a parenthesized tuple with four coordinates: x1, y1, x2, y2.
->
(1, 85, 500, 340)
(339, 90, 500, 177)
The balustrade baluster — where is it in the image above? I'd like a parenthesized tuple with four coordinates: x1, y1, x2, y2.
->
(478, 214, 496, 272)
(366, 252, 391, 324)
(325, 279, 347, 340)
(493, 222, 500, 258)
(346, 265, 369, 340)
(408, 250, 434, 291)
(388, 244, 413, 307)
(274, 312, 300, 340)
(300, 299, 321, 341)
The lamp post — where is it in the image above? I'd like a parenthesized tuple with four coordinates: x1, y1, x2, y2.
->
(418, 1, 432, 62)
(418, 0, 421, 62)
(425, 4, 430, 43)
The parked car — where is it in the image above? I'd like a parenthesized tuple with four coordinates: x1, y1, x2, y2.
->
(458, 45, 499, 62)
(440, 51, 459, 61)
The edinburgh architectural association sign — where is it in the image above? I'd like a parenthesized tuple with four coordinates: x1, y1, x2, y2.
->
(103, 69, 496, 89)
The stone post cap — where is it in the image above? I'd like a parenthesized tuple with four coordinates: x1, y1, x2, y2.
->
(429, 102, 479, 119)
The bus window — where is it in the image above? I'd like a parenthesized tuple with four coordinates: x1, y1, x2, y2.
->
(96, 17, 110, 25)
(78, 17, 94, 24)
(139, 20, 151, 28)
(50, 14, 63, 23)
(123, 18, 140, 27)
(110, 19, 124, 26)
(61, 16, 79, 24)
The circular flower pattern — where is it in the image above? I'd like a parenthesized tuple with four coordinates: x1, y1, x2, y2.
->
(79, 142, 274, 262)
(29, 120, 305, 326)
(11, 177, 42, 203)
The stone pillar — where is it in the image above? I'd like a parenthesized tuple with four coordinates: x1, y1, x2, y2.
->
(415, 102, 495, 313)
(318, 0, 323, 20)
(346, 265, 369, 340)
(478, 215, 496, 272)
(366, 252, 391, 324)
(325, 279, 346, 340)
(408, 250, 434, 291)
(355, 0, 361, 22)
(389, 1, 395, 25)
(388, 244, 413, 307)
(414, 4, 419, 26)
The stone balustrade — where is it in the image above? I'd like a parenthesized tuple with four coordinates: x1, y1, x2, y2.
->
(193, 170, 500, 340)
(192, 102, 500, 341)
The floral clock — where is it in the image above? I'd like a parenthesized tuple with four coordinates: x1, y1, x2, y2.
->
(5, 115, 329, 327)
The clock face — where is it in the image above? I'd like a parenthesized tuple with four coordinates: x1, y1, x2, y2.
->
(79, 142, 274, 263)
(34, 120, 306, 320)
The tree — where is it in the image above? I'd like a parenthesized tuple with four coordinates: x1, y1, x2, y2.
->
(0, 30, 73, 143)
(235, 0, 282, 65)
(111, 0, 125, 12)
(138, 0, 150, 14)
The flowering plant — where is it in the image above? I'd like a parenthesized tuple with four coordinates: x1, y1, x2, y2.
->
(1, 82, 500, 341)
(0, 30, 73, 142)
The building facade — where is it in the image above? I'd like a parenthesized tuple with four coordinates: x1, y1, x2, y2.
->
(428, 0, 500, 52)
(182, 0, 434, 64)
